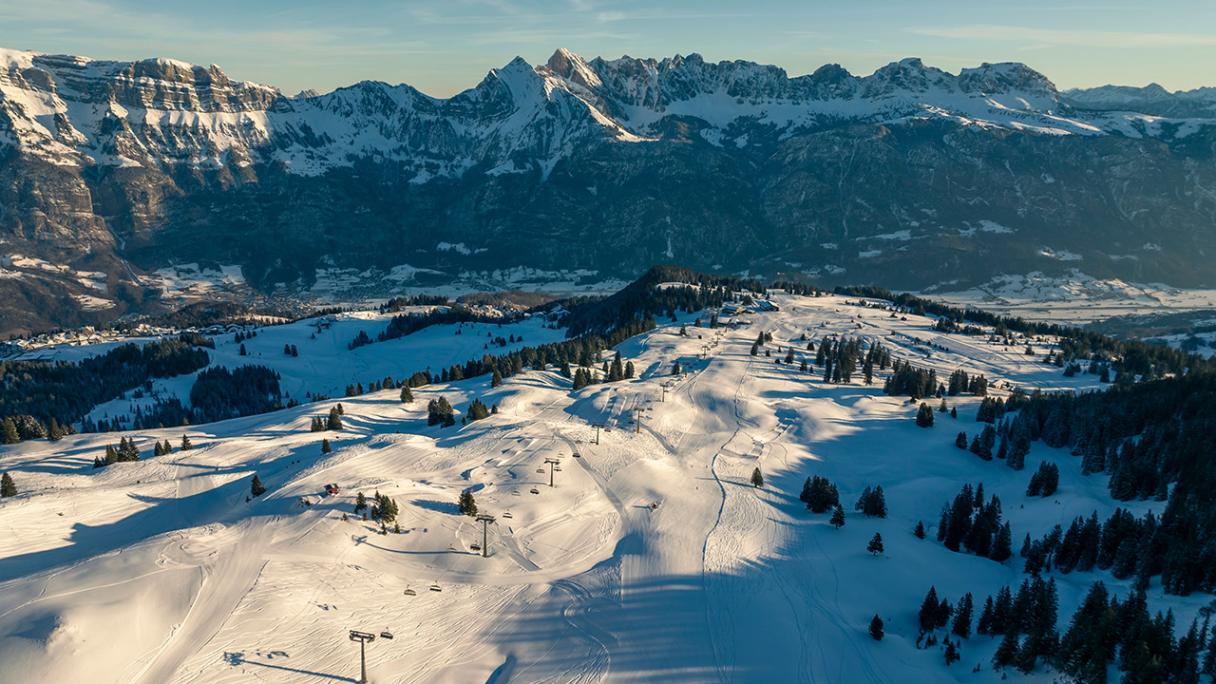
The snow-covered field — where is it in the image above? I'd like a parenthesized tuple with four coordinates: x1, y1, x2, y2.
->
(926, 272, 1216, 324)
(0, 293, 1204, 682)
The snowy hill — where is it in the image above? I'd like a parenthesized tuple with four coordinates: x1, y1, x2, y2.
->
(0, 289, 1210, 682)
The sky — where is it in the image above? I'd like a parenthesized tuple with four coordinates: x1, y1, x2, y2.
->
(2, 0, 1214, 97)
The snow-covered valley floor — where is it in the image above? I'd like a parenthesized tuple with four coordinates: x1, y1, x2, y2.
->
(0, 293, 1205, 682)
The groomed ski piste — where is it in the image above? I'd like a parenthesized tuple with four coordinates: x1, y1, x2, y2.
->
(0, 291, 1207, 682)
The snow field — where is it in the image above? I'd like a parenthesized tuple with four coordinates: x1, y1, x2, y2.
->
(0, 292, 1209, 682)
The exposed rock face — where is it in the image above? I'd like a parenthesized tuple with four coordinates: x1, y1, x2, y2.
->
(1, 46, 1214, 334)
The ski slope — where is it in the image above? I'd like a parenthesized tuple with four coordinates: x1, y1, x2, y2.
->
(0, 292, 1206, 682)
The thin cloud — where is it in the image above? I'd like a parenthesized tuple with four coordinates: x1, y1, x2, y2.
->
(910, 25, 1216, 48)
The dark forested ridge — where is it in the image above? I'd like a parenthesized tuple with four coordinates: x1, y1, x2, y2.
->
(0, 336, 211, 436)
(559, 265, 764, 337)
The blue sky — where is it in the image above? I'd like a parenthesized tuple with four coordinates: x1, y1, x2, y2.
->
(2, 0, 1214, 96)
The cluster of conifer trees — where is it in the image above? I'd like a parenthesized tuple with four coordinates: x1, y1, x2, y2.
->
(427, 397, 455, 427)
(854, 485, 888, 517)
(935, 483, 1014, 561)
(886, 363, 991, 401)
(1025, 461, 1059, 497)
(884, 362, 938, 399)
(0, 337, 211, 442)
(1018, 503, 1216, 594)
(2, 415, 71, 443)
(810, 336, 881, 384)
(571, 351, 636, 390)
(378, 294, 450, 312)
(354, 304, 515, 349)
(188, 365, 282, 423)
(310, 405, 344, 431)
(92, 436, 141, 468)
(915, 574, 1216, 680)
(799, 475, 840, 513)
(559, 265, 762, 338)
(946, 369, 988, 396)
(1003, 373, 1216, 594)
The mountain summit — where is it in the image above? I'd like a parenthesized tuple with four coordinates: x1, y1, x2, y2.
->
(1, 46, 1214, 334)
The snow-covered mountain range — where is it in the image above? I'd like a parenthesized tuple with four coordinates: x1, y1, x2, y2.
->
(3, 47, 1210, 176)
(2, 47, 1215, 335)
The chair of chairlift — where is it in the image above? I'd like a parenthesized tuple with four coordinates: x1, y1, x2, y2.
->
(380, 631, 394, 640)
(470, 543, 481, 552)
(536, 468, 545, 473)
(430, 583, 443, 592)
(403, 587, 417, 596)
(530, 488, 540, 494)
(502, 511, 513, 519)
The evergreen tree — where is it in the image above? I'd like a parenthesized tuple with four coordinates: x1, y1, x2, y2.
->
(47, 417, 64, 441)
(993, 630, 1020, 669)
(869, 614, 885, 641)
(327, 406, 344, 430)
(804, 475, 840, 513)
(491, 369, 503, 388)
(914, 520, 926, 539)
(944, 640, 960, 666)
(400, 385, 414, 403)
(750, 467, 764, 488)
(427, 397, 455, 426)
(371, 492, 399, 523)
(1055, 581, 1116, 683)
(321, 438, 332, 454)
(855, 485, 888, 518)
(916, 402, 935, 428)
(867, 533, 884, 555)
(0, 472, 15, 497)
(920, 586, 943, 632)
(467, 399, 491, 421)
(955, 431, 968, 449)
(250, 474, 266, 497)
(458, 490, 477, 517)
(1026, 462, 1060, 497)
(830, 505, 846, 529)
(3, 417, 20, 444)
(1007, 434, 1029, 471)
(977, 596, 995, 635)
(992, 522, 1014, 562)
(952, 593, 973, 638)
(572, 368, 590, 391)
